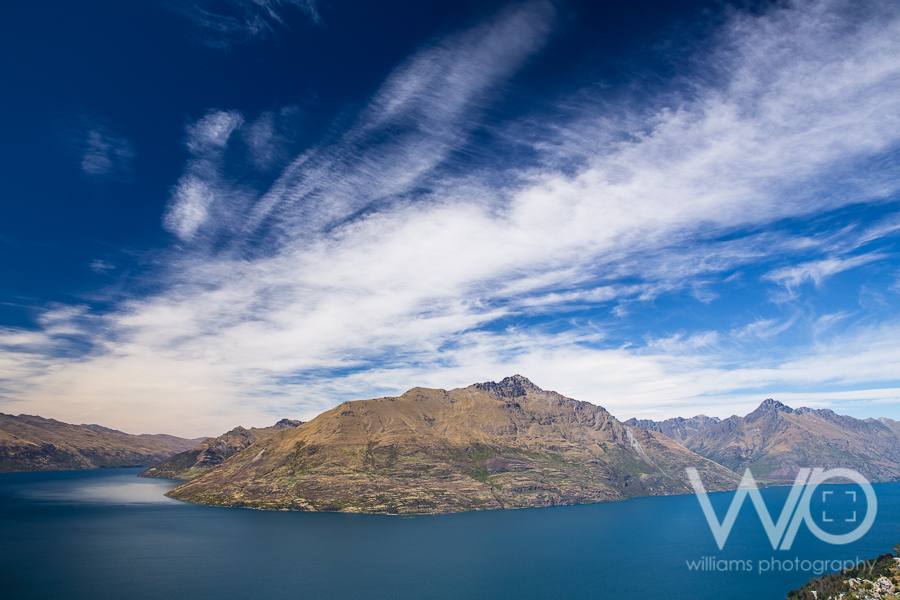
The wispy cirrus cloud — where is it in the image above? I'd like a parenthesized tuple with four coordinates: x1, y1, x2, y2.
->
(163, 110, 244, 241)
(765, 253, 887, 293)
(176, 0, 321, 48)
(163, 0, 558, 245)
(242, 108, 301, 171)
(731, 317, 798, 341)
(72, 119, 136, 181)
(88, 259, 115, 274)
(3, 0, 900, 435)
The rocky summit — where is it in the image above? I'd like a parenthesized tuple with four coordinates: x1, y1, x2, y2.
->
(166, 375, 739, 514)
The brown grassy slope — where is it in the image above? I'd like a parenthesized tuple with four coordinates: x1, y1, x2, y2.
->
(168, 375, 739, 514)
(139, 419, 302, 480)
(0, 413, 206, 472)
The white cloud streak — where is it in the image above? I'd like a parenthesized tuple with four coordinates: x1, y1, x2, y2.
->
(765, 253, 887, 291)
(3, 0, 900, 435)
(89, 259, 115, 273)
(163, 110, 244, 241)
(177, 0, 321, 48)
(240, 0, 557, 241)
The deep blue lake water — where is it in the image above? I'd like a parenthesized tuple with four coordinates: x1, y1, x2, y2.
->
(0, 469, 898, 599)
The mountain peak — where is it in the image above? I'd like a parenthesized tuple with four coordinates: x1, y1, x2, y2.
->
(761, 398, 790, 410)
(473, 375, 543, 399)
(166, 378, 741, 513)
(747, 398, 793, 420)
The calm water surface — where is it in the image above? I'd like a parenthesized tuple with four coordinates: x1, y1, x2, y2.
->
(1, 469, 898, 599)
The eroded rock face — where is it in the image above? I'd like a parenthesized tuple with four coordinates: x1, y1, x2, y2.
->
(166, 376, 739, 514)
(624, 415, 721, 444)
(139, 419, 302, 480)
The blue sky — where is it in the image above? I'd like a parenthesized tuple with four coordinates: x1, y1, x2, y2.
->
(1, 0, 899, 436)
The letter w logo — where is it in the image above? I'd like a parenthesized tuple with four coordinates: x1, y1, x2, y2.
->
(686, 468, 810, 551)
(686, 467, 877, 551)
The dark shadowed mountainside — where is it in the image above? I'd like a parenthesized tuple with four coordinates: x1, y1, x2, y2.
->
(166, 375, 739, 514)
(140, 419, 302, 480)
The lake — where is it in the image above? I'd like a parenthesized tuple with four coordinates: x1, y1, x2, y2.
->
(1, 469, 897, 599)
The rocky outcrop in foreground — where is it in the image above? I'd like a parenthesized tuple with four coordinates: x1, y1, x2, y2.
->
(787, 546, 900, 600)
(166, 375, 739, 513)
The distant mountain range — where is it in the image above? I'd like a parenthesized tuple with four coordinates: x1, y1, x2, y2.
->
(165, 375, 739, 513)
(0, 413, 205, 472)
(139, 419, 302, 480)
(624, 414, 722, 444)
(7, 375, 900, 515)
(627, 399, 900, 483)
